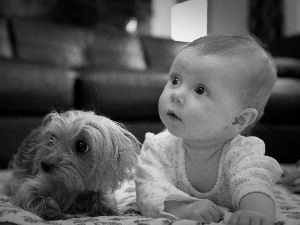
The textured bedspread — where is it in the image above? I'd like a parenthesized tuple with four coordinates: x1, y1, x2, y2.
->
(0, 170, 299, 225)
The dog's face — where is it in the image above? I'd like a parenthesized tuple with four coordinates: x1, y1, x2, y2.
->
(13, 110, 140, 193)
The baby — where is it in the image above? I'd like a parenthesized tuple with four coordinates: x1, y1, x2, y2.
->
(135, 34, 282, 225)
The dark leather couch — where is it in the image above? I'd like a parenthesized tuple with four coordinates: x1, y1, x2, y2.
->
(0, 18, 300, 169)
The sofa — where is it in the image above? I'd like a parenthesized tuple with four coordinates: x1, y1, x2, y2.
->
(1, 17, 300, 169)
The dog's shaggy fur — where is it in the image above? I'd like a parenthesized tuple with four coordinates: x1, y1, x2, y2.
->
(4, 110, 140, 220)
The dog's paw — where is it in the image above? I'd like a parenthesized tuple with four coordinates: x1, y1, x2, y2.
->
(39, 210, 68, 221)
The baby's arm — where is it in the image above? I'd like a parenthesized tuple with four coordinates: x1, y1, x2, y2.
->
(164, 199, 224, 223)
(225, 136, 282, 225)
(228, 192, 275, 225)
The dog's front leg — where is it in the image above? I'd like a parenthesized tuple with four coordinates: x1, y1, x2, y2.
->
(36, 197, 68, 221)
(22, 195, 66, 220)
(68, 191, 119, 217)
(88, 192, 120, 217)
(11, 183, 66, 221)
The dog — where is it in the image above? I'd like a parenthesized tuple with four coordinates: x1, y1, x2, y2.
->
(4, 110, 140, 220)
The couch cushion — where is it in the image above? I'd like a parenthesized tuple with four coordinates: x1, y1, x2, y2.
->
(0, 18, 13, 59)
(0, 59, 77, 114)
(11, 18, 94, 67)
(269, 35, 300, 59)
(0, 116, 44, 169)
(251, 123, 300, 164)
(76, 69, 167, 121)
(140, 35, 188, 72)
(86, 31, 147, 70)
(275, 57, 300, 78)
(262, 78, 300, 123)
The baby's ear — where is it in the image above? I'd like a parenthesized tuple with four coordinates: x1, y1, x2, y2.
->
(232, 108, 258, 133)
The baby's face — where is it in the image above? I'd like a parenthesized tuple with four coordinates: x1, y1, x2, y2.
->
(159, 47, 246, 143)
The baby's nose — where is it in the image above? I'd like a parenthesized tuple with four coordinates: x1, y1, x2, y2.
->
(170, 91, 185, 105)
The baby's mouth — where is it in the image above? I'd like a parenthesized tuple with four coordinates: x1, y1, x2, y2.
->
(167, 110, 181, 121)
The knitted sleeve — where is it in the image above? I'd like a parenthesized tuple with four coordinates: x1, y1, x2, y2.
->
(224, 136, 282, 210)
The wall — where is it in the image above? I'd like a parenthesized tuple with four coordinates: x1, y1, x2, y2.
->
(150, 0, 176, 38)
(207, 0, 249, 35)
(284, 0, 300, 37)
(203, 0, 300, 38)
(149, 0, 250, 38)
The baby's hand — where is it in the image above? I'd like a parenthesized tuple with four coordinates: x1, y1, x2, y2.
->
(228, 210, 272, 225)
(180, 199, 224, 223)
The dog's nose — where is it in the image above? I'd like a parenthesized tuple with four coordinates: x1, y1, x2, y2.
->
(41, 161, 53, 173)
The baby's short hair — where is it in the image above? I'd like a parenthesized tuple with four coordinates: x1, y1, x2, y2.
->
(186, 34, 277, 121)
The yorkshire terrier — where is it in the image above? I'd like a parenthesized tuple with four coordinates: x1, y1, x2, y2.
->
(4, 110, 140, 221)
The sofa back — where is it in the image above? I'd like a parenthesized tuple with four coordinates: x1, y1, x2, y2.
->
(1, 17, 300, 167)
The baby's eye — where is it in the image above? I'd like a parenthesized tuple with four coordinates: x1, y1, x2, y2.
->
(172, 78, 179, 85)
(169, 75, 180, 86)
(194, 86, 207, 96)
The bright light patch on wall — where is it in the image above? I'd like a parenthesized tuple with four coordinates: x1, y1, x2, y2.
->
(171, 0, 207, 42)
(126, 17, 138, 35)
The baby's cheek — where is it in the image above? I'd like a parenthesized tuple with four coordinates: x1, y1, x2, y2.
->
(158, 99, 165, 116)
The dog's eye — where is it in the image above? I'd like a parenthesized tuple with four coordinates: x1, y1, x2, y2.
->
(75, 140, 89, 154)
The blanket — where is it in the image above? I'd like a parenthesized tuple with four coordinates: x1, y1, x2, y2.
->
(0, 170, 299, 225)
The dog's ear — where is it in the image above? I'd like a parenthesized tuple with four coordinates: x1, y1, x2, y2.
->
(110, 123, 141, 185)
(118, 125, 141, 154)
(42, 111, 58, 127)
(13, 127, 44, 177)
(11, 111, 58, 176)
(116, 125, 141, 163)
(87, 117, 140, 190)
